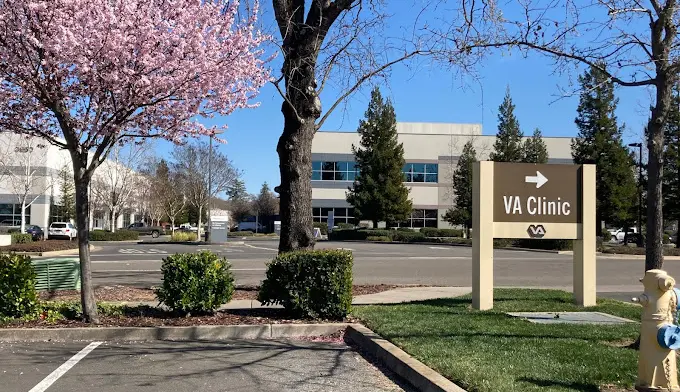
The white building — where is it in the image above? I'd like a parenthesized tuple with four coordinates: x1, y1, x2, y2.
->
(0, 132, 141, 231)
(311, 122, 575, 228)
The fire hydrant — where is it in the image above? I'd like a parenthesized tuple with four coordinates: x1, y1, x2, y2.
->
(635, 269, 680, 392)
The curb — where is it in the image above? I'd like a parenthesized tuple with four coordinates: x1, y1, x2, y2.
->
(345, 325, 466, 392)
(598, 253, 680, 260)
(0, 323, 350, 342)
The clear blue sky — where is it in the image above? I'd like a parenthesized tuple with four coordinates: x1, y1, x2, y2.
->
(154, 3, 652, 196)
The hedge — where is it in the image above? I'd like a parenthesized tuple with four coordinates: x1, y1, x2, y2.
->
(601, 246, 680, 256)
(11, 233, 33, 244)
(366, 236, 392, 242)
(89, 230, 139, 241)
(512, 239, 573, 251)
(170, 232, 197, 242)
(420, 228, 464, 238)
(258, 249, 353, 319)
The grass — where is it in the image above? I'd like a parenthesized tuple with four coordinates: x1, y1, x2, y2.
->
(353, 289, 644, 392)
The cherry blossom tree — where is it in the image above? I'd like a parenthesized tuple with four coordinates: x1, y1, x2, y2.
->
(0, 0, 270, 322)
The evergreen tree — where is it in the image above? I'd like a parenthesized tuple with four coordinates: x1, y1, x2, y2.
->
(572, 65, 637, 230)
(347, 87, 412, 228)
(227, 179, 248, 201)
(443, 141, 477, 236)
(490, 87, 524, 162)
(255, 182, 278, 217)
(57, 165, 75, 221)
(522, 128, 549, 163)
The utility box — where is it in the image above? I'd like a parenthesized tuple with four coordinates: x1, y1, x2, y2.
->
(209, 215, 229, 244)
(274, 221, 281, 236)
(32, 258, 81, 291)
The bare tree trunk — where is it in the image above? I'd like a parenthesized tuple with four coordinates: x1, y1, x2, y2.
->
(646, 73, 673, 271)
(111, 209, 117, 233)
(197, 205, 203, 241)
(73, 163, 99, 323)
(277, 113, 315, 252)
(20, 200, 26, 233)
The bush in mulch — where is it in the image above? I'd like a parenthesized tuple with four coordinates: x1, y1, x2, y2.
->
(170, 231, 197, 242)
(259, 249, 353, 320)
(11, 233, 33, 244)
(0, 240, 78, 253)
(366, 235, 392, 242)
(313, 222, 328, 235)
(155, 251, 234, 315)
(601, 246, 680, 256)
(0, 253, 38, 319)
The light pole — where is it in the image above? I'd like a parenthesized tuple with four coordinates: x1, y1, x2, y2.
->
(207, 130, 223, 243)
(629, 142, 643, 247)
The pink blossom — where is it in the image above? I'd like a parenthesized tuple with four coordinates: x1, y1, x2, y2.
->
(0, 0, 271, 149)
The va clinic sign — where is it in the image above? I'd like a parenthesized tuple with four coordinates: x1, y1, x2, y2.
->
(472, 162, 596, 310)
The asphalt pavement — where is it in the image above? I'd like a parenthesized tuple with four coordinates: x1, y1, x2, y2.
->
(1, 340, 410, 392)
(79, 239, 671, 301)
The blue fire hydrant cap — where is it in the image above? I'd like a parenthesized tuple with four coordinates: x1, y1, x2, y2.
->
(658, 324, 680, 350)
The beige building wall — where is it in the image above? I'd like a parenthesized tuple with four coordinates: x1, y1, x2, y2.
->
(311, 122, 575, 228)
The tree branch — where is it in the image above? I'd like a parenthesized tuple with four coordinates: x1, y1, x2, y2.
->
(316, 49, 423, 130)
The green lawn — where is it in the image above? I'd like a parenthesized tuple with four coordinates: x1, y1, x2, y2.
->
(353, 289, 643, 392)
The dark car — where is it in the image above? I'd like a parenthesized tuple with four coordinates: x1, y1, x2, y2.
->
(25, 225, 44, 241)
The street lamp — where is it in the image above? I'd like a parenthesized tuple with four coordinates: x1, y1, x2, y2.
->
(207, 130, 224, 243)
(629, 142, 643, 246)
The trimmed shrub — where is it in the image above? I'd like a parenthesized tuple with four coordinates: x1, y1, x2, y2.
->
(602, 246, 680, 256)
(236, 230, 255, 236)
(312, 222, 328, 235)
(366, 236, 392, 242)
(0, 254, 38, 318)
(89, 230, 139, 241)
(396, 227, 415, 232)
(337, 222, 354, 230)
(391, 231, 426, 242)
(11, 233, 33, 244)
(493, 239, 513, 248)
(664, 233, 671, 244)
(420, 228, 464, 237)
(170, 232, 197, 242)
(155, 251, 234, 314)
(513, 239, 573, 251)
(258, 249, 353, 319)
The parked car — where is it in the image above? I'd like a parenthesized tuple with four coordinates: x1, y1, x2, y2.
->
(48, 222, 77, 240)
(26, 225, 44, 241)
(236, 221, 266, 232)
(608, 227, 638, 243)
(127, 222, 165, 238)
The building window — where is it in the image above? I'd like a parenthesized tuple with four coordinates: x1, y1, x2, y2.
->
(0, 203, 31, 226)
(312, 161, 357, 181)
(403, 163, 438, 183)
(390, 209, 438, 228)
(312, 207, 355, 224)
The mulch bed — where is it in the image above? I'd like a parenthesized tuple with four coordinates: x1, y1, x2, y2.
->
(0, 240, 79, 253)
(39, 284, 406, 303)
(0, 307, 360, 329)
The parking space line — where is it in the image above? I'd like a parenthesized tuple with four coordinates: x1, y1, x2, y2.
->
(29, 341, 102, 392)
(242, 243, 278, 251)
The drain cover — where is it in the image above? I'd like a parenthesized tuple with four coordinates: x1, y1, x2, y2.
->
(506, 312, 635, 324)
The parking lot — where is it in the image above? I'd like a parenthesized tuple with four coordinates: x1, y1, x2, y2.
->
(1, 339, 410, 392)
(82, 239, 678, 301)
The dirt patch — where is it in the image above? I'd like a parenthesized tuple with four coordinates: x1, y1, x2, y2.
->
(1, 307, 358, 329)
(40, 284, 407, 303)
(600, 384, 636, 392)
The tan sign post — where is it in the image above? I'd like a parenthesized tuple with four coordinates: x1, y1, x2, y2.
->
(472, 161, 596, 310)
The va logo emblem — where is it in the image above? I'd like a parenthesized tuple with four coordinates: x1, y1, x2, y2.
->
(527, 224, 546, 238)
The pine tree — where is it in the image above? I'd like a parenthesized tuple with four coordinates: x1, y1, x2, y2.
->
(347, 87, 412, 228)
(663, 86, 680, 242)
(490, 87, 523, 162)
(572, 64, 637, 230)
(255, 182, 278, 217)
(522, 128, 549, 163)
(58, 165, 75, 221)
(443, 141, 477, 236)
(227, 179, 248, 201)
